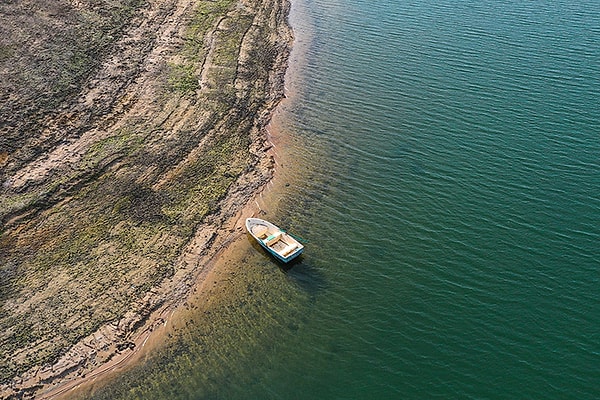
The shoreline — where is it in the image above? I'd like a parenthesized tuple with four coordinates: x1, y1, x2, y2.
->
(43, 110, 297, 399)
(0, 0, 295, 398)
(36, 171, 280, 400)
(52, 134, 292, 398)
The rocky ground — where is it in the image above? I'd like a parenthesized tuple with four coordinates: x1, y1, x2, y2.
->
(0, 0, 292, 397)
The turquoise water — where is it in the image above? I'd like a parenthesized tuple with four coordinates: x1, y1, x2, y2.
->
(90, 0, 600, 398)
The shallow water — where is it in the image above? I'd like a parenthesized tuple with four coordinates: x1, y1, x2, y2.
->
(87, 0, 600, 398)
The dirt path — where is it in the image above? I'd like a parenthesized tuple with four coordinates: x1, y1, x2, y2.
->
(0, 0, 292, 398)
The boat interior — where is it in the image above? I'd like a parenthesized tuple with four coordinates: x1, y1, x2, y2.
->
(251, 224, 299, 257)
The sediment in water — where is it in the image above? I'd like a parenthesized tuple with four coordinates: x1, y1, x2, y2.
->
(0, 0, 293, 397)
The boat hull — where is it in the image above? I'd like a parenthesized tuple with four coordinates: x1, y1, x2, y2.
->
(246, 218, 304, 263)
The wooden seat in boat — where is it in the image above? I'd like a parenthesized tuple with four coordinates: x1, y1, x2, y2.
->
(264, 231, 283, 246)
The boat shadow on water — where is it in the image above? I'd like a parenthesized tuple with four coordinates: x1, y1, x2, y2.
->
(284, 259, 329, 299)
(245, 233, 329, 298)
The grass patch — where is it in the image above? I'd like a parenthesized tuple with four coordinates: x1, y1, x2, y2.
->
(0, 44, 14, 61)
(167, 62, 199, 94)
(184, 0, 236, 60)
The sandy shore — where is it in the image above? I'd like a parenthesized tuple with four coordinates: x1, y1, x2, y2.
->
(46, 104, 296, 400)
(0, 0, 294, 398)
(33, 162, 282, 400)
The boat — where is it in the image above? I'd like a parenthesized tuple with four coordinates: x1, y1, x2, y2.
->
(246, 217, 304, 263)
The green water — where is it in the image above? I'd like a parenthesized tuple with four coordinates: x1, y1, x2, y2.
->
(88, 0, 600, 398)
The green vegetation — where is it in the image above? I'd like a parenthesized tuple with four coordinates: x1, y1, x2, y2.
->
(167, 0, 236, 94)
(167, 62, 200, 94)
(185, 0, 236, 60)
(0, 44, 13, 61)
(83, 129, 144, 164)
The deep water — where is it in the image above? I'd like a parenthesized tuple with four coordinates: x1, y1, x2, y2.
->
(88, 0, 600, 398)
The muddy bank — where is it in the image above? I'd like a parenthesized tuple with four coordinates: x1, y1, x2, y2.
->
(0, 0, 292, 397)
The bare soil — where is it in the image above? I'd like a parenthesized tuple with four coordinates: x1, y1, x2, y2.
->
(0, 0, 292, 397)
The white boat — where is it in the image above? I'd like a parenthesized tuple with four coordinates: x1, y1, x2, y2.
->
(246, 218, 304, 263)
